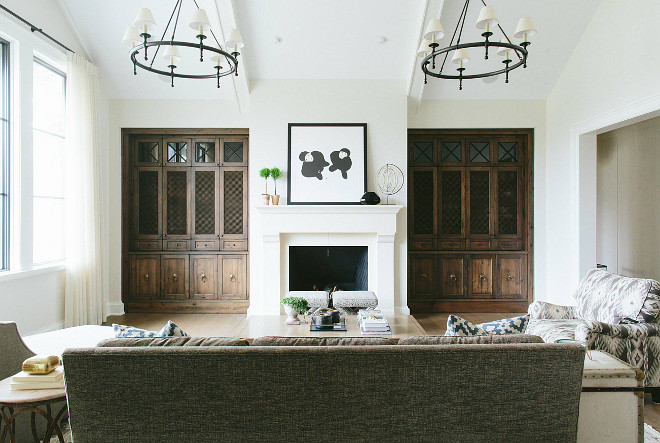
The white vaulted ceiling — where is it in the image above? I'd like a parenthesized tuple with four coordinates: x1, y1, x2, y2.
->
(55, 0, 601, 102)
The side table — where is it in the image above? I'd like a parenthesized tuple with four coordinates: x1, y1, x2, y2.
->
(0, 377, 67, 443)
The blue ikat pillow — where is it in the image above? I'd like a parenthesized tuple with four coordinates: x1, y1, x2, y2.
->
(444, 314, 529, 337)
(113, 321, 188, 338)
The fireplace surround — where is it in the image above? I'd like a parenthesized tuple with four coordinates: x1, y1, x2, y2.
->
(252, 205, 404, 315)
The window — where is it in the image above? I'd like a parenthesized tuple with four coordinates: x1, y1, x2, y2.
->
(32, 58, 65, 264)
(0, 39, 8, 270)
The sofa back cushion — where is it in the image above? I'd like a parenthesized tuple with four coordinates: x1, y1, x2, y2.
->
(398, 334, 544, 345)
(251, 336, 398, 346)
(574, 268, 660, 323)
(97, 337, 250, 347)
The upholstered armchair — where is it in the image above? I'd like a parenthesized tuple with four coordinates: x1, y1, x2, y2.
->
(526, 268, 660, 399)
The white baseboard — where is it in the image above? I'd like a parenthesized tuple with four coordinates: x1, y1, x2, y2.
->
(395, 306, 411, 315)
(105, 302, 125, 317)
(30, 321, 64, 335)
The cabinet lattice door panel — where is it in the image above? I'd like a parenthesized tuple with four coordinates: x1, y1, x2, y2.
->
(221, 168, 247, 243)
(163, 168, 191, 242)
(192, 168, 219, 241)
(410, 168, 436, 238)
(407, 129, 532, 312)
(439, 169, 464, 237)
(130, 255, 160, 299)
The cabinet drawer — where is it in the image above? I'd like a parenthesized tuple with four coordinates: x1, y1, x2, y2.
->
(165, 240, 189, 250)
(193, 293, 217, 300)
(222, 240, 246, 250)
(135, 240, 162, 250)
(194, 240, 219, 250)
(494, 239, 522, 250)
(467, 240, 490, 250)
(440, 240, 463, 250)
(411, 240, 434, 250)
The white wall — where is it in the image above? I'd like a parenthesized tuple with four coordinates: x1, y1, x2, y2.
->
(545, 0, 660, 304)
(408, 99, 548, 300)
(0, 0, 94, 335)
(597, 118, 660, 280)
(106, 99, 248, 311)
(248, 80, 408, 313)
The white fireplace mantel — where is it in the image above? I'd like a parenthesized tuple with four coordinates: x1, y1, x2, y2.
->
(249, 205, 403, 316)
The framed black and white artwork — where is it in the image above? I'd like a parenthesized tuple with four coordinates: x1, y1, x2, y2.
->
(287, 123, 367, 205)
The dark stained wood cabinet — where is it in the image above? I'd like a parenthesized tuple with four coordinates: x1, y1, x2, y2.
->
(408, 129, 533, 312)
(122, 129, 249, 313)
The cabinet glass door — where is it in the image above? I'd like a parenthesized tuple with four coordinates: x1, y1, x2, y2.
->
(165, 138, 192, 166)
(410, 139, 435, 165)
(135, 138, 162, 166)
(192, 138, 218, 166)
(221, 137, 248, 166)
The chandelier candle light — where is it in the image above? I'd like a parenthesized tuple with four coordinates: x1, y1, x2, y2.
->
(122, 0, 245, 88)
(417, 0, 536, 90)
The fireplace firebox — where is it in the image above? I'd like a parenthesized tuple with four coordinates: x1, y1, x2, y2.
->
(289, 246, 368, 292)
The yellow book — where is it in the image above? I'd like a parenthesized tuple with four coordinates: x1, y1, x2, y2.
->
(12, 366, 63, 383)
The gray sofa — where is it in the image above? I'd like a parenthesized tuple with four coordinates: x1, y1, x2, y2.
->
(61, 335, 586, 442)
(526, 268, 660, 397)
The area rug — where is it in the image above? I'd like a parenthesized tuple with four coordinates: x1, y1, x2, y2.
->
(647, 423, 660, 442)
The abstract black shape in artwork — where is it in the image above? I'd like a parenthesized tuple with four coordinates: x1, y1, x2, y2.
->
(328, 148, 352, 179)
(299, 151, 330, 180)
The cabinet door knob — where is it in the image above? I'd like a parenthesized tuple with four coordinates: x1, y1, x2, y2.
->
(163, 234, 167, 238)
(421, 273, 427, 279)
(173, 273, 178, 282)
(144, 274, 149, 280)
(449, 274, 457, 282)
(507, 272, 514, 281)
(229, 274, 236, 281)
(201, 273, 207, 282)
(479, 273, 486, 281)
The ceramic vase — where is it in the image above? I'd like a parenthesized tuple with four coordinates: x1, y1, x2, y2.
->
(283, 304, 301, 325)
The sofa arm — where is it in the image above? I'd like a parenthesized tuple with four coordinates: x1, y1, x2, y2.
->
(527, 301, 576, 320)
(575, 321, 660, 387)
(575, 321, 660, 343)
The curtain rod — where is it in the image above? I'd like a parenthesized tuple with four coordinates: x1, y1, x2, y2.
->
(0, 3, 75, 53)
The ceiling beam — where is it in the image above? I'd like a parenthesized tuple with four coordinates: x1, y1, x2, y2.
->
(407, 0, 446, 114)
(205, 0, 250, 113)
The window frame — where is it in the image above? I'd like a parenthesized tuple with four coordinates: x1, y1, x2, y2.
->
(0, 38, 9, 271)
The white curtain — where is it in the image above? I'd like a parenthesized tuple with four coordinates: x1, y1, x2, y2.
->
(63, 53, 106, 327)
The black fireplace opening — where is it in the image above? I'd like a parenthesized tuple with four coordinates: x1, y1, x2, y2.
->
(289, 246, 368, 291)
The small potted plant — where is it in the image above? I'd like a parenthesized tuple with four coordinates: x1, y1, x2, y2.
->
(259, 167, 271, 205)
(280, 296, 309, 325)
(270, 167, 283, 205)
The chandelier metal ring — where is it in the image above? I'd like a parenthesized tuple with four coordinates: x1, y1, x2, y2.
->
(422, 41, 527, 80)
(130, 41, 237, 79)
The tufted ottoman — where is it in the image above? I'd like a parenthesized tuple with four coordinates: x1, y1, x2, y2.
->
(331, 291, 378, 314)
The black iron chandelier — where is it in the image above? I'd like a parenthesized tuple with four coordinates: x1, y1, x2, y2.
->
(122, 0, 244, 88)
(418, 0, 536, 90)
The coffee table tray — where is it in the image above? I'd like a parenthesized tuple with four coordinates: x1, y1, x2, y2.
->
(310, 318, 347, 332)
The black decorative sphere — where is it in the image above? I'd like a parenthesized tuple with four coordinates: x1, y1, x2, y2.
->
(360, 192, 380, 205)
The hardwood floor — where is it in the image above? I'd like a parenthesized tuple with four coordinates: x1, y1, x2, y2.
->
(104, 311, 660, 431)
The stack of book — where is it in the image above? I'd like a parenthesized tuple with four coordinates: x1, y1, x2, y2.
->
(357, 309, 392, 335)
(11, 356, 64, 391)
